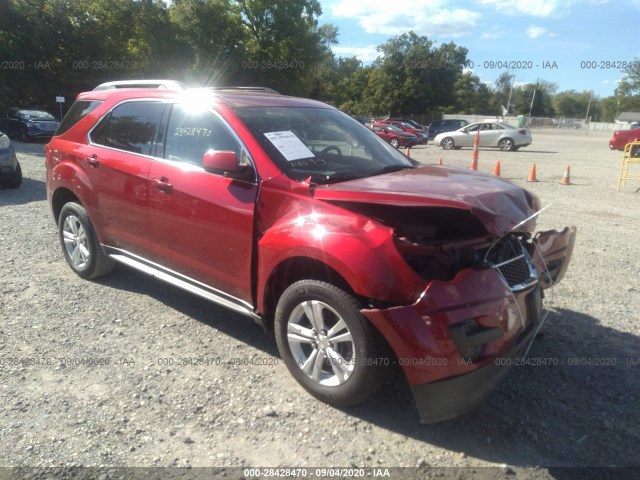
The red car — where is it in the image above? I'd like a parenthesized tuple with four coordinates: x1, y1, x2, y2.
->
(609, 127, 640, 150)
(46, 81, 576, 422)
(375, 119, 429, 144)
(370, 123, 418, 148)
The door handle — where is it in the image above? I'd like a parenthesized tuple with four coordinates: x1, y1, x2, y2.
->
(86, 155, 99, 167)
(151, 177, 173, 193)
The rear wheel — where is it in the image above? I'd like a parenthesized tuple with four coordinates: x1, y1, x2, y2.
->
(275, 280, 388, 407)
(390, 138, 400, 148)
(441, 137, 455, 150)
(58, 202, 115, 279)
(0, 160, 22, 189)
(498, 138, 515, 151)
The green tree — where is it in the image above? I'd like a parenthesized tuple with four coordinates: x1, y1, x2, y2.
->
(364, 32, 468, 116)
(552, 90, 599, 119)
(453, 72, 492, 114)
(234, 0, 337, 95)
(615, 58, 640, 96)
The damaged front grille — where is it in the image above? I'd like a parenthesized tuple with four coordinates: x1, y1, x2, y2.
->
(394, 224, 539, 291)
(485, 235, 538, 292)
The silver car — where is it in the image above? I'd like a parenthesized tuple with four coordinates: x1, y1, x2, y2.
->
(0, 130, 22, 188)
(434, 121, 532, 151)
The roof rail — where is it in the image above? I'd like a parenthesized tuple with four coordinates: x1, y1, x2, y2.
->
(93, 80, 185, 91)
(213, 86, 281, 95)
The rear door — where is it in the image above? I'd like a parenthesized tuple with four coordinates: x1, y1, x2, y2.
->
(372, 125, 391, 142)
(147, 104, 258, 303)
(480, 123, 504, 146)
(86, 100, 165, 256)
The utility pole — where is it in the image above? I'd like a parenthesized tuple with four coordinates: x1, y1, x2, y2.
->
(585, 91, 593, 135)
(528, 78, 539, 117)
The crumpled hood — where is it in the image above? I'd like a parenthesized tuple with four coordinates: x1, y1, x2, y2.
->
(313, 165, 541, 236)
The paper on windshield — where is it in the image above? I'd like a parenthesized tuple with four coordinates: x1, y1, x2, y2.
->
(264, 131, 315, 161)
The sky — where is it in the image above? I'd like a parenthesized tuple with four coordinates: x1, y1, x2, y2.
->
(318, 0, 640, 98)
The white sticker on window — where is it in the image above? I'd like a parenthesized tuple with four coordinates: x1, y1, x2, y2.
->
(264, 131, 315, 161)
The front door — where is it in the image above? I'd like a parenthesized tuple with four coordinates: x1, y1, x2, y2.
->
(148, 105, 258, 304)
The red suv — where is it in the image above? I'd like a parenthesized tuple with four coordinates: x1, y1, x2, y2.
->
(46, 81, 576, 422)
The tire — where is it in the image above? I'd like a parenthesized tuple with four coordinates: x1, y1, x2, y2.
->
(390, 138, 400, 148)
(498, 138, 515, 151)
(58, 202, 115, 279)
(0, 160, 22, 189)
(441, 137, 455, 150)
(275, 280, 388, 407)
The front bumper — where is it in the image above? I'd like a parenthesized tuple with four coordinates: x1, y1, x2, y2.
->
(411, 286, 542, 423)
(361, 227, 576, 423)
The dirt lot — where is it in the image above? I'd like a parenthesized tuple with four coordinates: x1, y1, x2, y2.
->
(1, 129, 638, 479)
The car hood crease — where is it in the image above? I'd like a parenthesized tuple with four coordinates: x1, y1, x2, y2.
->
(313, 166, 539, 236)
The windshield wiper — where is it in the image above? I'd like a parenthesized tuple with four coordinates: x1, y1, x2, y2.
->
(320, 173, 368, 184)
(370, 164, 415, 176)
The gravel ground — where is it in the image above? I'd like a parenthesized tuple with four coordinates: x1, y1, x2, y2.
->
(1, 129, 639, 479)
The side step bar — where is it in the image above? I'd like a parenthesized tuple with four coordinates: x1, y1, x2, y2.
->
(104, 246, 261, 321)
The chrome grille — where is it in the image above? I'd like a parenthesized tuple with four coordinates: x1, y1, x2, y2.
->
(36, 122, 57, 130)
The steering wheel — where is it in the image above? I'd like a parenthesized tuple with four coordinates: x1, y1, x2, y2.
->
(319, 146, 343, 160)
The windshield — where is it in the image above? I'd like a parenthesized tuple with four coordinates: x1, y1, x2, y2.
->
(235, 106, 415, 184)
(19, 110, 56, 120)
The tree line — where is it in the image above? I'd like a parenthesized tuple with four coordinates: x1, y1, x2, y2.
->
(1, 0, 639, 122)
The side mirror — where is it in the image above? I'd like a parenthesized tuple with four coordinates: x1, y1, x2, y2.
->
(202, 150, 253, 181)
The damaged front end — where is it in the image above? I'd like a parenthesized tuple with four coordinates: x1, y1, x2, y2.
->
(313, 166, 576, 422)
(352, 203, 576, 422)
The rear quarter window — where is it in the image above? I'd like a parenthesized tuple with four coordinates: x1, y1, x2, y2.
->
(55, 100, 102, 136)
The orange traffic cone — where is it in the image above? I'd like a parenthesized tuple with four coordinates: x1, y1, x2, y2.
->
(527, 163, 538, 182)
(405, 147, 411, 158)
(560, 164, 571, 185)
(471, 129, 480, 170)
(438, 158, 443, 166)
(493, 160, 501, 177)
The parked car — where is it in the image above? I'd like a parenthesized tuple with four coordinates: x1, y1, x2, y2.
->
(387, 117, 428, 130)
(0, 108, 60, 141)
(434, 121, 532, 151)
(0, 130, 22, 188)
(375, 119, 428, 144)
(428, 119, 468, 140)
(46, 80, 575, 423)
(609, 126, 640, 151)
(370, 123, 418, 148)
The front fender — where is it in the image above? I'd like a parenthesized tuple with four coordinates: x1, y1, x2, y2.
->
(256, 209, 426, 310)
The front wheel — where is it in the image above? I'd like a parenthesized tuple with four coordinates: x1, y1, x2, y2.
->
(441, 137, 455, 150)
(58, 202, 115, 279)
(275, 280, 388, 407)
(390, 138, 400, 148)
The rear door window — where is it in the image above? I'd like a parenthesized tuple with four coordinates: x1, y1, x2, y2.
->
(90, 101, 165, 155)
